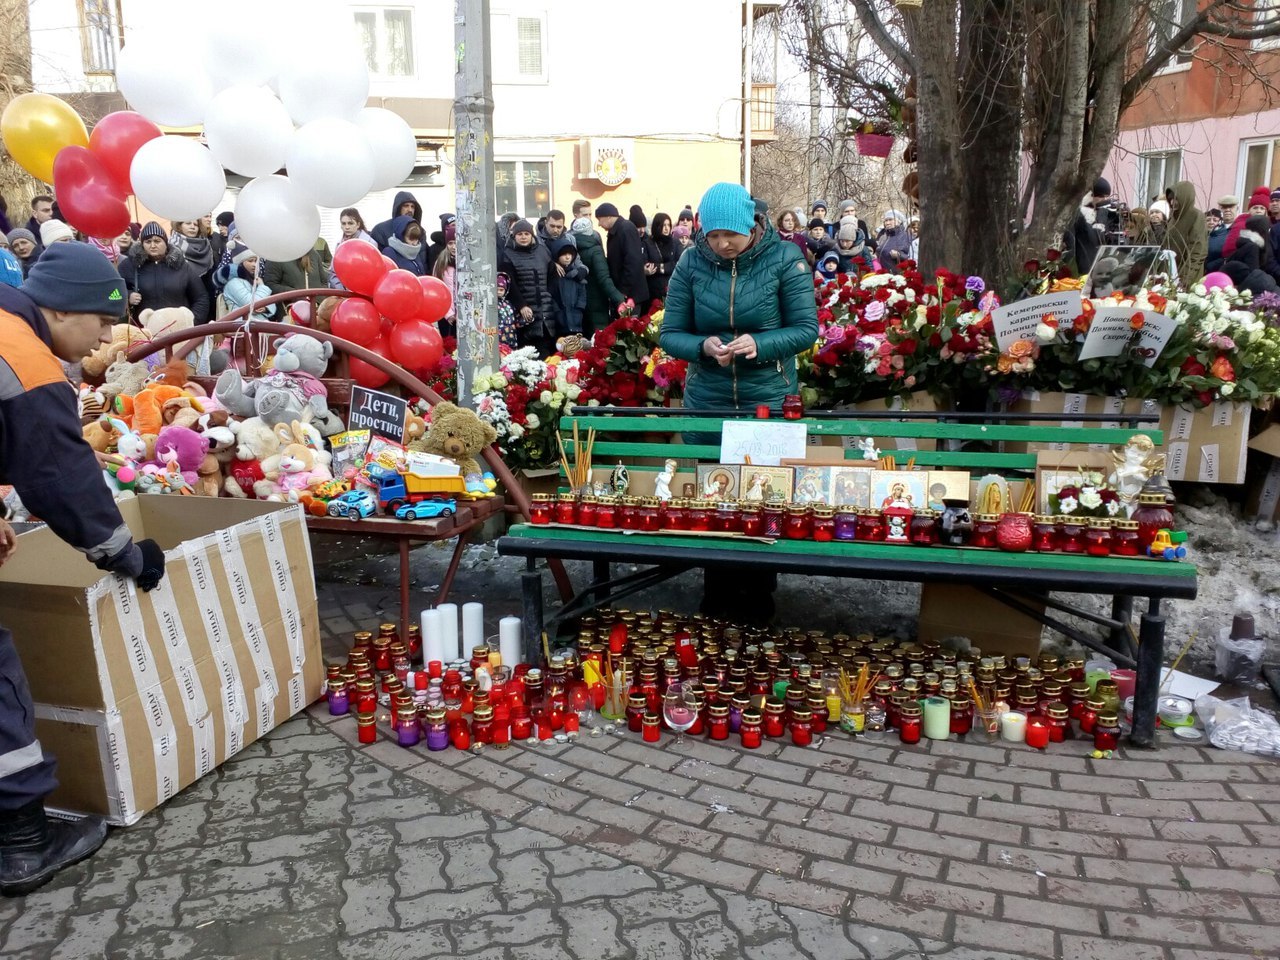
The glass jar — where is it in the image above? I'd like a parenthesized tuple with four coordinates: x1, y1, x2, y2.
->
(882, 504, 913, 543)
(729, 694, 749, 732)
(763, 698, 786, 738)
(471, 705, 495, 744)
(637, 497, 662, 533)
(1112, 519, 1141, 556)
(1093, 712, 1121, 751)
(807, 696, 828, 733)
(910, 509, 940, 546)
(529, 493, 553, 525)
(950, 696, 973, 736)
(357, 710, 377, 744)
(1084, 519, 1112, 557)
(811, 505, 836, 542)
(784, 504, 812, 540)
(790, 707, 814, 746)
(1079, 697, 1104, 734)
(663, 498, 686, 531)
(1058, 516, 1087, 553)
(555, 493, 578, 525)
(782, 394, 804, 420)
(740, 709, 763, 748)
(511, 707, 532, 741)
(595, 496, 617, 529)
(618, 497, 641, 530)
(687, 502, 712, 532)
(423, 707, 449, 751)
(762, 503, 784, 538)
(834, 506, 859, 541)
(898, 702, 922, 744)
(971, 514, 999, 548)
(855, 508, 885, 542)
(1025, 716, 1050, 750)
(740, 502, 763, 537)
(939, 501, 973, 545)
(996, 512, 1034, 552)
(626, 693, 647, 732)
(1046, 703, 1069, 743)
(1031, 515, 1058, 552)
(577, 496, 599, 527)
(1132, 492, 1174, 550)
(708, 703, 730, 740)
(714, 502, 741, 534)
(863, 703, 886, 740)
(327, 679, 350, 716)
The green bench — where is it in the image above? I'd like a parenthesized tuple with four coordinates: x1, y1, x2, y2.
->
(497, 407, 1199, 747)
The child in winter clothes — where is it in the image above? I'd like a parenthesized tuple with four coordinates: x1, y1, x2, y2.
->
(496, 273, 519, 349)
(548, 236, 588, 335)
(835, 217, 870, 275)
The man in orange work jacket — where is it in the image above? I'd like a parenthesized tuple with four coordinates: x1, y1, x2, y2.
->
(0, 242, 165, 896)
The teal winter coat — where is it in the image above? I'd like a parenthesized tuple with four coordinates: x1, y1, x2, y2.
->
(660, 218, 818, 409)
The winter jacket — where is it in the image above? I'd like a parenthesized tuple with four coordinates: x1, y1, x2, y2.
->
(222, 276, 278, 320)
(604, 217, 650, 306)
(1205, 224, 1230, 274)
(874, 225, 913, 273)
(117, 242, 209, 320)
(263, 247, 327, 293)
(572, 228, 625, 336)
(1162, 181, 1206, 286)
(660, 217, 819, 410)
(0, 249, 22, 289)
(1224, 231, 1280, 295)
(500, 233, 555, 343)
(639, 232, 665, 304)
(548, 236, 588, 334)
(371, 191, 423, 249)
(652, 233, 683, 301)
(1065, 198, 1105, 273)
(380, 215, 426, 275)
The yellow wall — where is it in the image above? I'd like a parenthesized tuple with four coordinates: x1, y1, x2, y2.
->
(550, 138, 741, 219)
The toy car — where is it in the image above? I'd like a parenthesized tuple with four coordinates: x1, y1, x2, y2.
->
(1147, 528, 1188, 560)
(327, 489, 377, 520)
(395, 500, 457, 521)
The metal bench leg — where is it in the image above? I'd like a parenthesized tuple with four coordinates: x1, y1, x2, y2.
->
(437, 530, 473, 605)
(399, 537, 412, 643)
(1108, 596, 1134, 655)
(1130, 597, 1165, 749)
(592, 560, 610, 588)
(521, 569, 544, 666)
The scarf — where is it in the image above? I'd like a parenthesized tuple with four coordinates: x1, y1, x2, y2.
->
(172, 234, 214, 274)
(389, 236, 421, 260)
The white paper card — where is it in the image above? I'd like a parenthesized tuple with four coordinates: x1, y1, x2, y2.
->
(1078, 307, 1140, 360)
(720, 421, 808, 466)
(1134, 311, 1178, 366)
(1158, 668, 1219, 701)
(991, 291, 1082, 351)
(1198, 443, 1220, 483)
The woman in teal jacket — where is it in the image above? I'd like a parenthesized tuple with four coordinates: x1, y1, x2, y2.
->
(660, 182, 818, 413)
(659, 183, 819, 624)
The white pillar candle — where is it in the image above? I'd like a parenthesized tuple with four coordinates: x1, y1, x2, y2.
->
(1000, 710, 1027, 743)
(462, 602, 485, 651)
(437, 602, 459, 661)
(499, 616, 523, 668)
(420, 608, 444, 665)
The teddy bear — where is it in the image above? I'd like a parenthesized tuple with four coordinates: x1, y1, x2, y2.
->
(141, 424, 206, 493)
(409, 401, 498, 497)
(223, 416, 281, 498)
(314, 296, 340, 334)
(214, 334, 342, 436)
(82, 307, 196, 379)
(100, 358, 152, 403)
(258, 420, 333, 502)
(191, 410, 236, 497)
(115, 383, 203, 438)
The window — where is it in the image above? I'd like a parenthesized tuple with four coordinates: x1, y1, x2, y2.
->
(1254, 3, 1280, 51)
(495, 161, 551, 218)
(1240, 138, 1280, 198)
(1138, 151, 1182, 205)
(491, 11, 548, 84)
(77, 0, 121, 74)
(1147, 0, 1197, 71)
(354, 7, 415, 78)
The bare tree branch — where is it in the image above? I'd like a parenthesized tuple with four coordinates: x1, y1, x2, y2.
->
(849, 0, 915, 75)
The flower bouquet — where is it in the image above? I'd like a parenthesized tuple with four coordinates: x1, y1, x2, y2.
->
(1047, 469, 1122, 519)
(472, 347, 583, 470)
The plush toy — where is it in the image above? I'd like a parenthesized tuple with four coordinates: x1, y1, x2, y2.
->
(191, 411, 236, 497)
(82, 307, 197, 379)
(83, 417, 117, 453)
(161, 396, 203, 430)
(411, 401, 498, 497)
(224, 416, 281, 498)
(214, 334, 341, 435)
(260, 420, 333, 502)
(100, 358, 151, 403)
(405, 412, 427, 445)
(143, 425, 207, 490)
(100, 416, 147, 494)
(314, 296, 340, 334)
(116, 383, 202, 437)
(79, 384, 107, 424)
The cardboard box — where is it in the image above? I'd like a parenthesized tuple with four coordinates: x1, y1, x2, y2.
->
(917, 583, 1044, 659)
(0, 498, 323, 824)
(1006, 392, 1154, 453)
(820, 391, 941, 454)
(1244, 424, 1280, 522)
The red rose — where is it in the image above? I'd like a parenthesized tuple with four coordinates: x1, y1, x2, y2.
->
(1180, 357, 1206, 377)
(1046, 249, 1061, 262)
(1024, 260, 1040, 273)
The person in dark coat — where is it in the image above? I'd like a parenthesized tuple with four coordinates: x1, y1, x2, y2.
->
(499, 220, 556, 357)
(569, 218, 625, 337)
(379, 215, 426, 276)
(1064, 178, 1113, 273)
(1223, 225, 1280, 295)
(1205, 209, 1230, 274)
(117, 221, 209, 320)
(371, 191, 423, 249)
(874, 210, 913, 273)
(548, 235, 588, 335)
(5, 229, 39, 279)
(630, 205, 664, 306)
(0, 243, 165, 896)
(650, 213, 682, 299)
(425, 213, 455, 272)
(595, 203, 649, 312)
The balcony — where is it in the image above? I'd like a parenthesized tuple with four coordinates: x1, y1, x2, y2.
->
(750, 82, 777, 143)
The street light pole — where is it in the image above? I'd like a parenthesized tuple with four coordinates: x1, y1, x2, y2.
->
(453, 0, 499, 409)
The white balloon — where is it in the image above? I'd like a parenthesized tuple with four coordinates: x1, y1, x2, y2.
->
(287, 119, 375, 208)
(203, 3, 280, 86)
(234, 175, 321, 262)
(204, 85, 294, 178)
(117, 38, 214, 126)
(355, 108, 417, 191)
(277, 46, 369, 125)
(131, 137, 227, 221)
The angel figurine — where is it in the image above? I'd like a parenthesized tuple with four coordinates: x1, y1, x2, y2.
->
(1109, 435, 1165, 511)
(858, 437, 881, 462)
(654, 459, 677, 502)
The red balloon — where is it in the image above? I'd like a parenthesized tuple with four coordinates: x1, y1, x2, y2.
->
(288, 300, 312, 326)
(330, 298, 382, 346)
(381, 255, 397, 271)
(374, 269, 426, 324)
(350, 335, 392, 389)
(52, 146, 130, 239)
(87, 111, 162, 195)
(332, 241, 388, 296)
(416, 275, 453, 324)
(390, 319, 444, 369)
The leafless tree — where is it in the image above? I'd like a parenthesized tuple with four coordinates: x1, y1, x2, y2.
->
(0, 0, 38, 217)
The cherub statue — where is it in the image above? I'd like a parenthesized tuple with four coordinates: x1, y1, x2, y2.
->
(654, 459, 677, 501)
(858, 437, 881, 462)
(1110, 435, 1165, 511)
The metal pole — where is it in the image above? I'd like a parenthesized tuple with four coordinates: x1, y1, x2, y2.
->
(453, 0, 500, 409)
(743, 0, 755, 191)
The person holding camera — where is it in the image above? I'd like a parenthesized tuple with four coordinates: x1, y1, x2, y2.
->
(1065, 178, 1115, 272)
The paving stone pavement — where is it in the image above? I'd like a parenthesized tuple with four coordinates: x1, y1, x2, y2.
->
(2, 577, 1279, 958)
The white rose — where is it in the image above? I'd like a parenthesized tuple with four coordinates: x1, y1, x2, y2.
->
(551, 392, 565, 406)
(1192, 283, 1207, 297)
(1035, 323, 1057, 344)
(1220, 382, 1236, 396)
(1079, 489, 1102, 510)
(904, 287, 916, 303)
(508, 423, 524, 439)
(565, 384, 581, 400)
(587, 399, 601, 407)
(524, 413, 540, 429)
(539, 390, 553, 404)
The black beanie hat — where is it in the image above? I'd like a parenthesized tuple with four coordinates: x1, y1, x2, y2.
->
(807, 217, 825, 230)
(677, 208, 693, 222)
(140, 221, 167, 241)
(512, 219, 534, 235)
(594, 202, 619, 218)
(23, 243, 127, 317)
(629, 204, 647, 229)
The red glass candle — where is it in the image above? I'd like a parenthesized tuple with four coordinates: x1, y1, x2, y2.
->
(1132, 492, 1174, 550)
(577, 497, 598, 527)
(1025, 716, 1050, 750)
(1058, 518, 1087, 553)
(790, 708, 813, 746)
(356, 711, 377, 744)
(664, 499, 688, 531)
(554, 494, 578, 524)
(740, 504, 763, 537)
(762, 503, 784, 538)
(910, 510, 940, 546)
(996, 513, 1033, 552)
(755, 403, 770, 419)
(739, 710, 763, 748)
(450, 720, 471, 751)
(713, 502, 741, 533)
(950, 697, 973, 736)
(618, 498, 640, 529)
(471, 705, 495, 744)
(595, 497, 617, 528)
(784, 505, 812, 540)
(529, 494, 553, 525)
(642, 712, 661, 742)
(1093, 713, 1120, 751)
(812, 506, 836, 542)
(708, 704, 730, 740)
(808, 697, 828, 733)
(782, 394, 804, 420)
(637, 498, 662, 532)
(1085, 520, 1112, 557)
(1112, 520, 1141, 556)
(354, 679, 377, 715)
(970, 514, 999, 548)
(1079, 698, 1103, 734)
(1046, 703, 1069, 742)
(626, 693, 647, 732)
(687, 504, 712, 532)
(882, 504, 914, 543)
(511, 708, 532, 740)
(898, 703, 922, 744)
(1031, 516, 1058, 552)
(763, 699, 786, 738)
(855, 508, 884, 542)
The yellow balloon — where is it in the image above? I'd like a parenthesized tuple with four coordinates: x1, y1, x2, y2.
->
(1, 93, 90, 184)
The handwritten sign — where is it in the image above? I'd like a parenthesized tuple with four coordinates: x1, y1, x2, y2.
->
(1078, 307, 1177, 365)
(720, 421, 808, 466)
(348, 386, 409, 442)
(990, 291, 1082, 351)
(1134, 311, 1178, 367)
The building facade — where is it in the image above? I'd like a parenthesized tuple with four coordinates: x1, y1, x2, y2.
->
(27, 0, 774, 238)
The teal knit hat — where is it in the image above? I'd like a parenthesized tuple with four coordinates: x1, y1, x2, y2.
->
(698, 182, 755, 236)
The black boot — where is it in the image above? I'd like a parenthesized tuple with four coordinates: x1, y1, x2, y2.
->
(0, 801, 108, 897)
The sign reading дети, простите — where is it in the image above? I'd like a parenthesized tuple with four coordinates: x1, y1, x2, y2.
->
(348, 386, 409, 442)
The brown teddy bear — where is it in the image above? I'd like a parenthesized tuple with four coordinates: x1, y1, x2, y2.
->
(409, 401, 498, 498)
